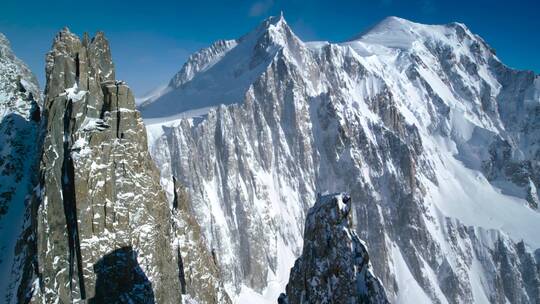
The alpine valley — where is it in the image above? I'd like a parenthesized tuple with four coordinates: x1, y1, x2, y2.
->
(1, 13, 539, 304)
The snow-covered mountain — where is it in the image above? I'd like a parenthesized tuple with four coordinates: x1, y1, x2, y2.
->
(140, 14, 303, 119)
(143, 15, 540, 303)
(0, 33, 41, 303)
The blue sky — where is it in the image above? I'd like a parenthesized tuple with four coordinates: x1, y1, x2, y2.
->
(1, 0, 538, 96)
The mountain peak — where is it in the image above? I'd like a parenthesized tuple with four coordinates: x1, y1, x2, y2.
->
(60, 26, 72, 34)
(0, 33, 14, 58)
(348, 16, 414, 40)
(46, 30, 114, 97)
(240, 12, 293, 44)
(55, 26, 79, 43)
(378, 15, 413, 26)
(140, 13, 302, 118)
(347, 16, 483, 52)
(263, 12, 287, 27)
(50, 27, 81, 53)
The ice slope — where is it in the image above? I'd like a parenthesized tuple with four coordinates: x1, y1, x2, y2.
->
(145, 15, 540, 303)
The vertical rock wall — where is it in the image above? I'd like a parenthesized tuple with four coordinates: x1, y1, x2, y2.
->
(29, 29, 180, 303)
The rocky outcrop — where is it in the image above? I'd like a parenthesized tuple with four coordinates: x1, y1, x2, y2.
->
(279, 193, 389, 304)
(3, 28, 230, 304)
(0, 32, 41, 303)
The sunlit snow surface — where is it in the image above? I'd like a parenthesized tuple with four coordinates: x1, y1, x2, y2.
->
(144, 16, 540, 303)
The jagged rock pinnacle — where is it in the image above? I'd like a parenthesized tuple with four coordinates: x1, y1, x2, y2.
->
(280, 193, 389, 304)
(28, 29, 181, 303)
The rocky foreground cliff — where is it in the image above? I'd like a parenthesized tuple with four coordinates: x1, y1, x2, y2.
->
(0, 32, 41, 302)
(2, 29, 230, 304)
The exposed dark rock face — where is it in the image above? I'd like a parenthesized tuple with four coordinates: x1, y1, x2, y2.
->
(280, 193, 389, 304)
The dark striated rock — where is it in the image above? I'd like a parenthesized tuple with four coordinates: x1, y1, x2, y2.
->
(491, 238, 540, 303)
(280, 193, 389, 304)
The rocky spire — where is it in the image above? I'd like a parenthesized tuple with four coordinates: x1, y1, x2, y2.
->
(279, 193, 389, 304)
(27, 29, 181, 303)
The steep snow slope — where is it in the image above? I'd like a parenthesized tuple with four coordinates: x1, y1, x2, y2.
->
(0, 33, 40, 302)
(146, 15, 540, 303)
